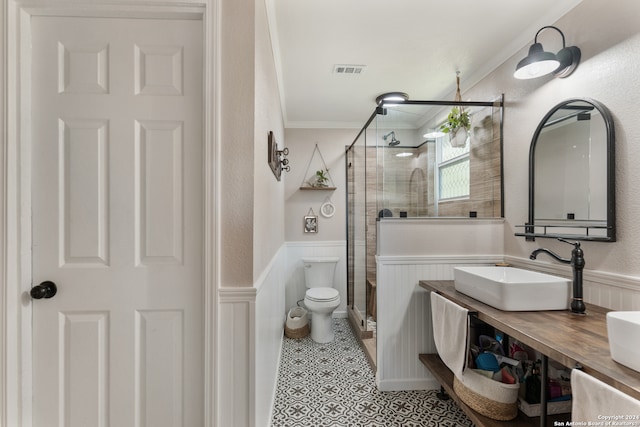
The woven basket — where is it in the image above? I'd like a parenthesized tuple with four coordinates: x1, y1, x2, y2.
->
(285, 323, 310, 339)
(454, 373, 519, 421)
(285, 307, 310, 339)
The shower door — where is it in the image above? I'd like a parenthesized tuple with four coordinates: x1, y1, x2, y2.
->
(346, 133, 368, 325)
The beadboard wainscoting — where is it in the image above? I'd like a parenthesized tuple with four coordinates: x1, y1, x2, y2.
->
(218, 245, 288, 427)
(285, 241, 348, 318)
(375, 218, 505, 392)
(219, 287, 257, 427)
(255, 247, 288, 427)
(375, 256, 503, 392)
(217, 242, 346, 427)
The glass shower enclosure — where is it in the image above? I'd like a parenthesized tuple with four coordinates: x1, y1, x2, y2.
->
(346, 97, 504, 346)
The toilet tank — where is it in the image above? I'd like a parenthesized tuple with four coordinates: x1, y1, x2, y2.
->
(302, 257, 339, 288)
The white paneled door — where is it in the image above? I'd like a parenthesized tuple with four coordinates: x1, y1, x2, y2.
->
(30, 16, 203, 427)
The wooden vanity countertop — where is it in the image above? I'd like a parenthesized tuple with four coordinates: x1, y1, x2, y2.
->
(419, 280, 640, 401)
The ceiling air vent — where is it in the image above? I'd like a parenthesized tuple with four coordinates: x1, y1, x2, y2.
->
(333, 64, 366, 75)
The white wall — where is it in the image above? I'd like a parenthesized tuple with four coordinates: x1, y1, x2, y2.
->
(377, 218, 505, 257)
(284, 128, 353, 242)
(254, 0, 286, 282)
(220, 0, 257, 287)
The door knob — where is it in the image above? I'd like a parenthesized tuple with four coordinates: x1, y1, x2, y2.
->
(31, 281, 57, 299)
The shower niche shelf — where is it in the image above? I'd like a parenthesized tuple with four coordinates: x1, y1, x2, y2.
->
(300, 144, 336, 190)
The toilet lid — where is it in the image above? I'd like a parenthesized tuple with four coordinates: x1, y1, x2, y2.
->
(306, 287, 339, 302)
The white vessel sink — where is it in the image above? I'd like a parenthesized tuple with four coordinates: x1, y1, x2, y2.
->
(454, 266, 571, 311)
(607, 311, 640, 373)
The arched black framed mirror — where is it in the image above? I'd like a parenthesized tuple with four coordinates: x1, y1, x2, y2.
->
(517, 98, 615, 241)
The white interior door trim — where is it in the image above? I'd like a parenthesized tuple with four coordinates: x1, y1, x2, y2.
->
(0, 1, 219, 426)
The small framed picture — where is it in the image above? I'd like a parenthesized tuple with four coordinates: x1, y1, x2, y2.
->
(304, 215, 318, 233)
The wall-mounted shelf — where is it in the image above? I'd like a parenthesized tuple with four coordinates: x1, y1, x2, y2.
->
(515, 224, 612, 241)
(299, 186, 336, 191)
(300, 143, 336, 190)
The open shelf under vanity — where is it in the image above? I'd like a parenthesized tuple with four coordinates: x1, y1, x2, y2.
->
(419, 353, 569, 427)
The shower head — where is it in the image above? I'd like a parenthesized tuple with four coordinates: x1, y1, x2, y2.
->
(383, 131, 400, 146)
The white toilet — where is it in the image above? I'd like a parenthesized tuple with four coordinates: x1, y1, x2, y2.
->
(302, 257, 341, 343)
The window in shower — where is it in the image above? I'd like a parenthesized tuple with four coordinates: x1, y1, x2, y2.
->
(437, 133, 470, 200)
(358, 98, 502, 219)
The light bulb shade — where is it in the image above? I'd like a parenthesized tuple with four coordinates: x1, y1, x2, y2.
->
(514, 43, 560, 79)
(375, 91, 409, 105)
(395, 152, 413, 158)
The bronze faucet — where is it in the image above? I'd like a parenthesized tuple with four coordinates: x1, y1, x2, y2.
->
(530, 238, 586, 315)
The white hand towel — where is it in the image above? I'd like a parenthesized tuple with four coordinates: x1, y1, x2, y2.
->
(430, 292, 469, 375)
(571, 369, 640, 423)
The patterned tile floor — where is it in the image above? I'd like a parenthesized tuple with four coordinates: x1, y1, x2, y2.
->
(271, 319, 473, 427)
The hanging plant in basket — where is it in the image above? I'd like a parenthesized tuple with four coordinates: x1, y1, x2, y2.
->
(441, 71, 470, 148)
(440, 107, 470, 148)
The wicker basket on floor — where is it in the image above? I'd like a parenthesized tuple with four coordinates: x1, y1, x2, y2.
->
(453, 372, 519, 421)
(284, 307, 310, 339)
(285, 323, 310, 339)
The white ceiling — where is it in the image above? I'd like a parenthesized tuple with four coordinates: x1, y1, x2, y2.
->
(267, 0, 583, 128)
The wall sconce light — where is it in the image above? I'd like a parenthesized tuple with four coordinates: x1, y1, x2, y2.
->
(514, 26, 581, 79)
